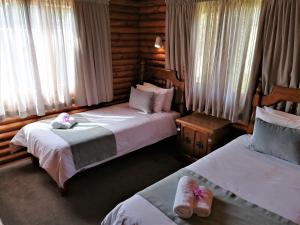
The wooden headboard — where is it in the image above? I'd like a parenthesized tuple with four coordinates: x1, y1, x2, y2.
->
(248, 82, 300, 133)
(140, 61, 185, 115)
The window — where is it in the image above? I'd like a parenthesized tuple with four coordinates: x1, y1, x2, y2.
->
(0, 0, 77, 118)
(187, 0, 262, 122)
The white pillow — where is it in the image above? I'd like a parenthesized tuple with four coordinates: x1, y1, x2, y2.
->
(129, 87, 154, 114)
(264, 106, 300, 122)
(256, 107, 300, 129)
(143, 82, 174, 112)
(136, 84, 166, 113)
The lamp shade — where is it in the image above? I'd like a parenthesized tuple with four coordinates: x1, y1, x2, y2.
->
(154, 36, 162, 48)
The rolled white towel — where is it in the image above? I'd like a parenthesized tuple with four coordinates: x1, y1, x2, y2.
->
(193, 186, 213, 217)
(51, 113, 77, 129)
(173, 176, 198, 219)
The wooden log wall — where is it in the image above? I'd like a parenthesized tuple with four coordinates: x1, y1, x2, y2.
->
(138, 0, 166, 68)
(111, 0, 140, 101)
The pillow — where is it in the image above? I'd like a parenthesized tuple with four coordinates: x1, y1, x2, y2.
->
(136, 84, 166, 113)
(264, 106, 300, 124)
(129, 87, 153, 114)
(251, 118, 300, 165)
(143, 82, 174, 112)
(256, 107, 300, 129)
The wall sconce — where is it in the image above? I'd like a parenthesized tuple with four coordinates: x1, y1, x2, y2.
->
(154, 36, 163, 48)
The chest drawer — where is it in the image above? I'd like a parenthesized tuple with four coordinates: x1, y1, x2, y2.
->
(176, 113, 231, 161)
(179, 125, 209, 159)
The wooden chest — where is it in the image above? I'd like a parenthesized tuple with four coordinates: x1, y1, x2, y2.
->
(176, 113, 231, 161)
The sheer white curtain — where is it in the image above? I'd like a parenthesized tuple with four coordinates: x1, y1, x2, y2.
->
(186, 0, 262, 123)
(0, 0, 76, 119)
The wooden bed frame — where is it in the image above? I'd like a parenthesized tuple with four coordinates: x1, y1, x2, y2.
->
(140, 60, 186, 115)
(248, 79, 300, 133)
(30, 61, 185, 196)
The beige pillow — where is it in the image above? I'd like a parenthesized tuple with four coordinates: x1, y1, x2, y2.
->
(143, 82, 174, 112)
(136, 84, 166, 113)
(129, 87, 154, 114)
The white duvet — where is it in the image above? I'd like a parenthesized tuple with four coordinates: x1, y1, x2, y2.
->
(102, 135, 300, 225)
(11, 103, 180, 188)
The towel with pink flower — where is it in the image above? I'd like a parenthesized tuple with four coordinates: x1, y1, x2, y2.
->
(50, 112, 77, 129)
(173, 176, 213, 218)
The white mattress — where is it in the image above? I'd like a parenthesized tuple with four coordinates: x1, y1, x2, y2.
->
(11, 103, 180, 188)
(102, 135, 300, 225)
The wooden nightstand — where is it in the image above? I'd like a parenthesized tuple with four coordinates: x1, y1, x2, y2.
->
(176, 113, 231, 161)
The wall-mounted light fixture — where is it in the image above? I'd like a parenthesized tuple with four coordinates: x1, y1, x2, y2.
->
(154, 36, 163, 48)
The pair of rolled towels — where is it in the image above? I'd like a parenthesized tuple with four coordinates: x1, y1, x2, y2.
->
(50, 113, 77, 129)
(173, 176, 213, 219)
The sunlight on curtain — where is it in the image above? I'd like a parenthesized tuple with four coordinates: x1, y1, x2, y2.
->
(186, 0, 262, 123)
(0, 0, 76, 119)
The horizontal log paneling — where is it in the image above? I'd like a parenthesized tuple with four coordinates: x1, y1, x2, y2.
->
(111, 0, 138, 7)
(139, 1, 166, 68)
(110, 20, 138, 27)
(112, 46, 139, 53)
(110, 0, 139, 105)
(139, 20, 164, 27)
(109, 0, 139, 124)
(0, 151, 28, 165)
(111, 33, 139, 40)
(110, 5, 138, 13)
(111, 27, 139, 34)
(0, 140, 10, 149)
(111, 40, 138, 47)
(110, 12, 139, 20)
(140, 0, 165, 7)
(140, 46, 165, 54)
(112, 59, 139, 66)
(139, 27, 165, 34)
(113, 70, 139, 78)
(139, 5, 166, 14)
(112, 53, 138, 60)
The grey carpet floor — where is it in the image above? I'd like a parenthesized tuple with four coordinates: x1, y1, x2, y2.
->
(0, 142, 187, 225)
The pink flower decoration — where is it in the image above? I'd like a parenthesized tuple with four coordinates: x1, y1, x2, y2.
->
(193, 187, 205, 200)
(62, 115, 70, 123)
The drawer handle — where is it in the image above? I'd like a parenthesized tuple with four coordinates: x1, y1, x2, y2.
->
(184, 137, 191, 144)
(196, 141, 203, 149)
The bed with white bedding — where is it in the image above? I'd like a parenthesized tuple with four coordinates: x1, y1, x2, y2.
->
(101, 134, 300, 225)
(102, 86, 300, 225)
(11, 103, 180, 189)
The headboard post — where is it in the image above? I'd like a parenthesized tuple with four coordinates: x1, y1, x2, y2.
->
(140, 60, 145, 84)
(140, 60, 186, 115)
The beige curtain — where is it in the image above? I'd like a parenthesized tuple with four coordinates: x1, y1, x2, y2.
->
(186, 0, 262, 123)
(73, 0, 113, 106)
(251, 0, 300, 113)
(165, 0, 196, 80)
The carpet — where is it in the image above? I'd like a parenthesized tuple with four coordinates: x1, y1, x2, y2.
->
(0, 141, 187, 225)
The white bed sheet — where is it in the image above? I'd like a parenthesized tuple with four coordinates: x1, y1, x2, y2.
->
(11, 103, 180, 188)
(102, 135, 300, 225)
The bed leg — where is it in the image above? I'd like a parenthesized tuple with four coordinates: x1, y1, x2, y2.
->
(31, 155, 39, 168)
(59, 183, 69, 197)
